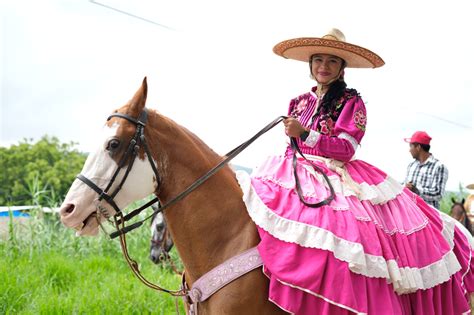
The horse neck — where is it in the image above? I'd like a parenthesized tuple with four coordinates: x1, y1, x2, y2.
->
(149, 114, 259, 282)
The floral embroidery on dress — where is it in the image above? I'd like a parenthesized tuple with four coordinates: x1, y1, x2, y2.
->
(319, 118, 334, 135)
(289, 97, 310, 118)
(315, 94, 345, 135)
(334, 99, 344, 111)
(354, 110, 367, 131)
(302, 88, 361, 135)
(296, 99, 308, 114)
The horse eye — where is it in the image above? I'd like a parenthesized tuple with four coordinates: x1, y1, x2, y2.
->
(106, 139, 121, 151)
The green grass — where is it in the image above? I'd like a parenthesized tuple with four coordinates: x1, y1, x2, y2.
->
(0, 211, 185, 315)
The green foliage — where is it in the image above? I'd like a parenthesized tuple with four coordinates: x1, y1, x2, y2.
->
(0, 136, 87, 206)
(439, 183, 469, 214)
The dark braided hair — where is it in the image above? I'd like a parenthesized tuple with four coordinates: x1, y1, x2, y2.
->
(317, 80, 347, 117)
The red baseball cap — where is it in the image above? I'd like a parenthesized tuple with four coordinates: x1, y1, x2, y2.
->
(404, 131, 432, 145)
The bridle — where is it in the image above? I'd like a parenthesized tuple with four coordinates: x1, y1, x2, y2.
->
(76, 108, 161, 225)
(74, 107, 336, 309)
(76, 108, 191, 300)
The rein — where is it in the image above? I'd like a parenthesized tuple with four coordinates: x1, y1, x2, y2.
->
(107, 114, 291, 239)
(290, 138, 335, 207)
(76, 107, 336, 312)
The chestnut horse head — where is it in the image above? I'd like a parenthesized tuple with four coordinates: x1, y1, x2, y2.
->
(59, 78, 286, 314)
(450, 198, 473, 235)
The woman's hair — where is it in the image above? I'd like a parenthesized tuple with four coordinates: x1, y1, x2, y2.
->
(309, 55, 350, 116)
(318, 80, 348, 116)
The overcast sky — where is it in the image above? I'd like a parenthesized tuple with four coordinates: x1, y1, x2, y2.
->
(1, 0, 473, 191)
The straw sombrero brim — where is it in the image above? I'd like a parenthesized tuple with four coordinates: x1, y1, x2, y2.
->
(467, 183, 474, 190)
(273, 37, 385, 68)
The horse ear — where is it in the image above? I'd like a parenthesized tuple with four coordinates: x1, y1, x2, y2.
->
(462, 198, 465, 204)
(451, 197, 457, 204)
(129, 77, 148, 117)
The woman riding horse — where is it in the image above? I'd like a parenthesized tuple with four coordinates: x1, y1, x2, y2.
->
(58, 28, 474, 314)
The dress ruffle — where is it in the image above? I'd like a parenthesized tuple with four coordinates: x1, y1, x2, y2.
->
(254, 155, 406, 206)
(236, 154, 474, 314)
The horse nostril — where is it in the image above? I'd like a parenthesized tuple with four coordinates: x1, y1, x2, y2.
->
(150, 254, 159, 263)
(61, 204, 75, 215)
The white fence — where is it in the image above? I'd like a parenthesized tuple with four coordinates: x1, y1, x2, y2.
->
(0, 206, 60, 214)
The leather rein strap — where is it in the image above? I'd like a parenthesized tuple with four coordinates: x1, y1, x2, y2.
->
(290, 138, 335, 207)
(111, 117, 335, 238)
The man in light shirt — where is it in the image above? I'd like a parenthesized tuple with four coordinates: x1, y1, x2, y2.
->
(404, 131, 448, 209)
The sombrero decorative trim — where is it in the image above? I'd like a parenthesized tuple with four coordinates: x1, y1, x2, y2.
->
(273, 28, 385, 68)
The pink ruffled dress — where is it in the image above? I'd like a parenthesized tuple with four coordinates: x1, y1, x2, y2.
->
(237, 87, 474, 314)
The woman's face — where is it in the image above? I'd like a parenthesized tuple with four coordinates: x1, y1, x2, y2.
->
(310, 54, 344, 85)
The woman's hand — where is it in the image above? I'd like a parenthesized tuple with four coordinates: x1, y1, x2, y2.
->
(283, 117, 308, 138)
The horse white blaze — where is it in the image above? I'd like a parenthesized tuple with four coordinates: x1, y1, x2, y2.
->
(60, 123, 157, 236)
(151, 212, 164, 235)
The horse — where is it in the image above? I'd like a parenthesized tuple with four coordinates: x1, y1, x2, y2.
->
(149, 206, 174, 264)
(450, 198, 474, 236)
(465, 193, 474, 216)
(59, 78, 287, 315)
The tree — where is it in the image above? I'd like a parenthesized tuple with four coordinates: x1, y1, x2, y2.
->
(0, 136, 87, 206)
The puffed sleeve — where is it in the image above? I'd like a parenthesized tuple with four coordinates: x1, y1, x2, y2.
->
(314, 95, 367, 162)
(287, 97, 299, 117)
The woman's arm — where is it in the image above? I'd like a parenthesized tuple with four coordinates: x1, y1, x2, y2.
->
(304, 96, 367, 162)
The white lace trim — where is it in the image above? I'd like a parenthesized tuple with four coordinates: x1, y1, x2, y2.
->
(304, 130, 319, 147)
(236, 170, 462, 295)
(446, 211, 474, 249)
(438, 211, 474, 296)
(337, 132, 359, 152)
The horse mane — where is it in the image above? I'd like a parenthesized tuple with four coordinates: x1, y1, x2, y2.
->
(147, 108, 222, 162)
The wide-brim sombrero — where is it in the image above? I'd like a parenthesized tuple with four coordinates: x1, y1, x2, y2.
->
(273, 28, 385, 68)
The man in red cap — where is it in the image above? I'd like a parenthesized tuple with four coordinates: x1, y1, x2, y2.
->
(403, 131, 448, 209)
